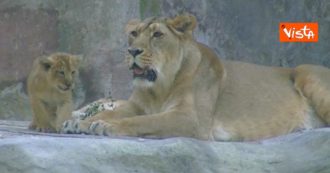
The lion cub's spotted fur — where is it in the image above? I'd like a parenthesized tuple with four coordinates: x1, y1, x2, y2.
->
(28, 53, 80, 132)
(62, 14, 330, 141)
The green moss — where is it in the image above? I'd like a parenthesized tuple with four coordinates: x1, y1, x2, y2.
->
(139, 0, 160, 19)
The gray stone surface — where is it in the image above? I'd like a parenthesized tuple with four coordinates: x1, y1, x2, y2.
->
(0, 121, 330, 173)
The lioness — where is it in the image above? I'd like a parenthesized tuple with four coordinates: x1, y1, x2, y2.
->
(28, 53, 80, 133)
(62, 14, 330, 141)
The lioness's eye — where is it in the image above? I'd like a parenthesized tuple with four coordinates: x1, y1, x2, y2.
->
(72, 71, 76, 75)
(153, 31, 164, 38)
(130, 31, 138, 37)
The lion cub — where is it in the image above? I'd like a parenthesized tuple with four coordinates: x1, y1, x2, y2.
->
(27, 52, 80, 133)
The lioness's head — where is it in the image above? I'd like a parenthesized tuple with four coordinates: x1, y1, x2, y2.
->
(39, 53, 81, 93)
(125, 13, 197, 87)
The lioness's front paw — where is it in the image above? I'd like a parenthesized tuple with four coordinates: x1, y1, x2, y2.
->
(88, 120, 113, 136)
(61, 119, 81, 134)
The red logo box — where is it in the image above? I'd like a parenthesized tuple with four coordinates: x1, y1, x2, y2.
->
(279, 22, 318, 42)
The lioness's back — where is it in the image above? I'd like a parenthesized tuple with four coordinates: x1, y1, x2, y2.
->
(213, 61, 324, 141)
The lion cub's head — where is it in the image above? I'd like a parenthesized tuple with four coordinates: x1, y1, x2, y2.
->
(38, 53, 81, 93)
(125, 13, 197, 87)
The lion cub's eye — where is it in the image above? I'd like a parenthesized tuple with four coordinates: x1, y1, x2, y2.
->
(58, 71, 65, 77)
(72, 71, 76, 75)
(153, 31, 164, 38)
(130, 31, 138, 37)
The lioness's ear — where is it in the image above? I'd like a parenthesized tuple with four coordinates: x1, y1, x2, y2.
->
(125, 19, 140, 35)
(39, 56, 53, 71)
(167, 13, 197, 35)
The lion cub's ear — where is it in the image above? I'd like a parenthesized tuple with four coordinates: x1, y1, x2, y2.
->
(71, 54, 83, 68)
(39, 56, 54, 71)
(167, 13, 197, 36)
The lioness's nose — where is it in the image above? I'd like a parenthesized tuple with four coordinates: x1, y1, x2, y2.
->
(128, 47, 143, 57)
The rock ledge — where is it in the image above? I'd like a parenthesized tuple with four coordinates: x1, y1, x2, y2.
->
(0, 121, 329, 173)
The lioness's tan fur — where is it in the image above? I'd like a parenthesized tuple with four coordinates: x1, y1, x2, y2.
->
(28, 53, 80, 132)
(62, 14, 330, 141)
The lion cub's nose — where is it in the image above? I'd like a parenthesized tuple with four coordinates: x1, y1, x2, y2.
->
(128, 47, 144, 57)
(65, 82, 72, 88)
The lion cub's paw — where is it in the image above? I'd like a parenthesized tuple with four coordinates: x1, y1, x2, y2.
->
(38, 127, 56, 133)
(29, 122, 56, 133)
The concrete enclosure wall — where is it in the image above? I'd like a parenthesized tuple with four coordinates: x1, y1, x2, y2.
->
(0, 0, 329, 120)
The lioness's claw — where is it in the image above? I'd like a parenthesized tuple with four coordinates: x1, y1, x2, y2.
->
(61, 119, 80, 134)
(89, 120, 112, 136)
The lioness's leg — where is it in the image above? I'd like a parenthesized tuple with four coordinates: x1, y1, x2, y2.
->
(294, 65, 330, 124)
(61, 100, 143, 134)
(63, 110, 201, 139)
(62, 110, 121, 134)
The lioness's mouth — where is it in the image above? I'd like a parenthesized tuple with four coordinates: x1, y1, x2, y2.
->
(130, 63, 157, 82)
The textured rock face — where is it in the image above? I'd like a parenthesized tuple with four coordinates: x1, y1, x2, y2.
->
(155, 0, 330, 67)
(0, 6, 58, 83)
(0, 83, 32, 121)
(0, 122, 330, 173)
